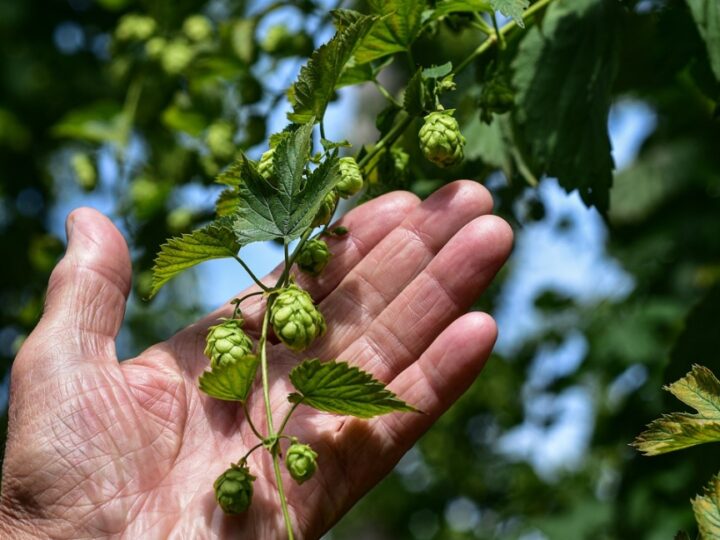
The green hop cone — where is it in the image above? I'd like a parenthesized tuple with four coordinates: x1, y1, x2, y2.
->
(206, 121, 235, 160)
(270, 285, 326, 351)
(257, 148, 275, 182)
(214, 463, 255, 515)
(336, 157, 364, 198)
(205, 318, 254, 368)
(115, 14, 156, 42)
(285, 441, 318, 485)
(161, 39, 195, 75)
(418, 110, 466, 168)
(183, 15, 213, 43)
(311, 191, 338, 228)
(479, 78, 515, 124)
(296, 239, 331, 276)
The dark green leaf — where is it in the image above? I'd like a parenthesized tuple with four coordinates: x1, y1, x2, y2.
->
(232, 122, 340, 244)
(403, 68, 427, 116)
(289, 15, 376, 124)
(288, 359, 417, 418)
(354, 0, 427, 64)
(511, 0, 619, 213)
(432, 0, 492, 19)
(198, 355, 260, 402)
(151, 218, 239, 297)
(687, 0, 720, 80)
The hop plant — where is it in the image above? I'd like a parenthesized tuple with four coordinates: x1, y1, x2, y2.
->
(261, 25, 314, 57)
(296, 239, 331, 276)
(258, 148, 275, 181)
(270, 284, 326, 351)
(204, 318, 254, 368)
(161, 39, 195, 74)
(206, 121, 235, 160)
(479, 78, 515, 123)
(214, 463, 255, 515)
(183, 15, 213, 43)
(285, 441, 318, 484)
(312, 191, 338, 228)
(145, 37, 166, 59)
(418, 110, 466, 168)
(115, 13, 156, 42)
(336, 157, 364, 198)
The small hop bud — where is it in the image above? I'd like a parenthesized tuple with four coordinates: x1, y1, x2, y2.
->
(161, 39, 195, 75)
(285, 441, 318, 485)
(479, 78, 515, 123)
(205, 318, 254, 368)
(296, 239, 331, 276)
(311, 191, 338, 228)
(336, 157, 364, 198)
(183, 15, 213, 43)
(257, 148, 275, 182)
(270, 285, 326, 351)
(418, 110, 466, 168)
(214, 463, 255, 515)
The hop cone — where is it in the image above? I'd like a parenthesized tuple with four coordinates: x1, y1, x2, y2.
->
(286, 441, 318, 484)
(257, 148, 275, 181)
(204, 318, 254, 368)
(214, 463, 255, 514)
(479, 79, 515, 123)
(336, 157, 363, 198)
(418, 110, 465, 168)
(296, 239, 331, 276)
(270, 285, 326, 351)
(312, 191, 338, 228)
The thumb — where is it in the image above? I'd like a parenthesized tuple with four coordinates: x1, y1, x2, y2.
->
(17, 208, 131, 374)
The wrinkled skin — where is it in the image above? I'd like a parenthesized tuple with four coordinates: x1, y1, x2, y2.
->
(0, 181, 512, 539)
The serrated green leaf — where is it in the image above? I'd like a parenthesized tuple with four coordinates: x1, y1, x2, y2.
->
(633, 365, 720, 455)
(215, 188, 240, 217)
(198, 355, 260, 402)
(288, 359, 417, 418)
(215, 160, 244, 186)
(432, 0, 492, 19)
(693, 474, 720, 539)
(491, 0, 529, 27)
(354, 0, 427, 64)
(150, 218, 239, 297)
(231, 123, 340, 244)
(687, 0, 720, 81)
(512, 0, 619, 213)
(289, 15, 375, 124)
(330, 8, 366, 31)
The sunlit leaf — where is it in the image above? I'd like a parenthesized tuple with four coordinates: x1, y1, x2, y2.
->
(491, 0, 529, 27)
(692, 474, 720, 539)
(288, 359, 417, 418)
(633, 365, 720, 455)
(354, 0, 427, 64)
(150, 218, 239, 297)
(198, 355, 260, 402)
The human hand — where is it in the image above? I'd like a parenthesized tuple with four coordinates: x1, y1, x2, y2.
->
(0, 181, 512, 539)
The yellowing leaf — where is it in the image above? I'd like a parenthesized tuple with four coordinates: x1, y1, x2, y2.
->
(692, 474, 720, 539)
(633, 365, 720, 455)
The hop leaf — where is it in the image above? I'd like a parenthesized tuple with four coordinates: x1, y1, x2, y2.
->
(418, 110, 466, 168)
(198, 353, 260, 403)
(336, 157, 364, 198)
(270, 285, 326, 351)
(214, 463, 255, 514)
(296, 239, 331, 276)
(285, 441, 318, 484)
(204, 318, 254, 368)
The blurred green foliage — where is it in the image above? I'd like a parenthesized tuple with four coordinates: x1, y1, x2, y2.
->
(1, 0, 720, 538)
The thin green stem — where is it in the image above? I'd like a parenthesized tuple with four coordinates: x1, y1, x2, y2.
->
(491, 12, 506, 50)
(239, 442, 264, 463)
(451, 0, 556, 76)
(357, 111, 412, 173)
(243, 403, 265, 441)
(273, 452, 295, 540)
(233, 255, 270, 291)
(373, 80, 402, 107)
(277, 401, 302, 436)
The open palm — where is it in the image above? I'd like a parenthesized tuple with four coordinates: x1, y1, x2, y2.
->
(0, 181, 512, 539)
